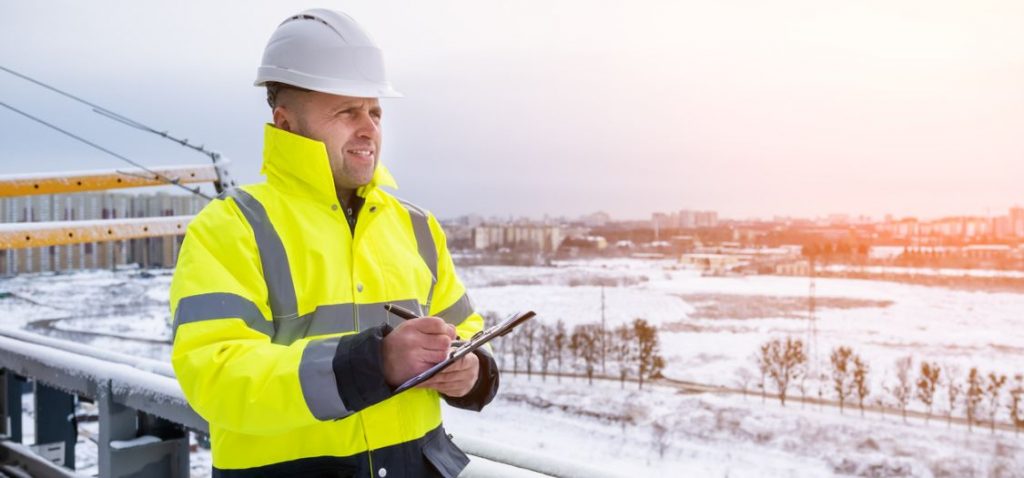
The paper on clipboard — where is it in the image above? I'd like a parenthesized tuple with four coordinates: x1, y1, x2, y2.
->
(394, 310, 536, 394)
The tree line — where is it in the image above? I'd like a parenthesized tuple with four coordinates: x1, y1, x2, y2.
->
(488, 313, 665, 390)
(742, 337, 1024, 435)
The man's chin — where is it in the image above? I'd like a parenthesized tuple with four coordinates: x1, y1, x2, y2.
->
(334, 174, 375, 191)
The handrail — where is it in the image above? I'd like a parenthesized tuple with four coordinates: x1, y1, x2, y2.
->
(0, 327, 174, 377)
(0, 335, 206, 433)
(0, 164, 219, 198)
(0, 215, 194, 249)
(0, 330, 599, 477)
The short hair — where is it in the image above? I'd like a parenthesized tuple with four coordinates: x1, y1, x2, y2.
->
(265, 81, 312, 109)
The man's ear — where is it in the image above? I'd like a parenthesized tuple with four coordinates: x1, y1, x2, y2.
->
(272, 106, 292, 132)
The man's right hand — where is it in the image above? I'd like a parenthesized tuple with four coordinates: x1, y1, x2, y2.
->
(381, 317, 456, 387)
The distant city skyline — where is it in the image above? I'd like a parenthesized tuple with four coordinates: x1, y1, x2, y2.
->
(2, 1, 1022, 221)
(452, 203, 1024, 225)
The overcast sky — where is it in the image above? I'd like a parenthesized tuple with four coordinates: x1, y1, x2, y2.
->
(2, 0, 1022, 221)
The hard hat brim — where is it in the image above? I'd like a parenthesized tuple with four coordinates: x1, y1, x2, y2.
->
(254, 67, 403, 99)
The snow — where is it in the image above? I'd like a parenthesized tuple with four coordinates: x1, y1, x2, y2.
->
(0, 215, 192, 232)
(109, 435, 161, 450)
(0, 326, 173, 377)
(454, 434, 619, 478)
(2, 258, 1023, 477)
(462, 260, 1023, 402)
(0, 268, 174, 360)
(445, 374, 1024, 477)
(824, 264, 1024, 279)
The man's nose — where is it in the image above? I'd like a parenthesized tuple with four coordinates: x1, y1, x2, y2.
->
(354, 112, 380, 140)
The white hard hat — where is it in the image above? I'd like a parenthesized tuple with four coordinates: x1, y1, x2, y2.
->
(254, 9, 402, 98)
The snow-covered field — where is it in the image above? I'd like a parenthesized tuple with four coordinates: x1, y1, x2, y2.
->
(466, 260, 1024, 394)
(1, 258, 1023, 477)
(447, 374, 1023, 477)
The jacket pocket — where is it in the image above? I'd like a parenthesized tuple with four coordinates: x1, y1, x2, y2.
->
(422, 431, 470, 478)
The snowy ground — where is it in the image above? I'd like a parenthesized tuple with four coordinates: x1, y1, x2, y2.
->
(1, 259, 1023, 476)
(465, 260, 1024, 405)
(447, 374, 1024, 478)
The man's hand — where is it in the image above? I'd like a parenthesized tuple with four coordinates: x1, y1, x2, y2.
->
(417, 351, 480, 398)
(381, 317, 456, 387)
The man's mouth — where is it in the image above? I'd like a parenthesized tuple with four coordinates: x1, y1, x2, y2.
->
(346, 148, 375, 158)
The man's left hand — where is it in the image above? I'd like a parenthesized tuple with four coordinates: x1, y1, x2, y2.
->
(418, 351, 479, 398)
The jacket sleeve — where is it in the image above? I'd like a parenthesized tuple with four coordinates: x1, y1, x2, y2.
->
(170, 196, 392, 436)
(424, 213, 499, 411)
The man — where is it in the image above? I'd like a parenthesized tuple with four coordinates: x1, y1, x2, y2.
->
(170, 9, 498, 477)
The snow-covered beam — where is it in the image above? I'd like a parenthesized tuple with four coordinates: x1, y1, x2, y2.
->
(0, 165, 219, 197)
(454, 434, 623, 478)
(0, 334, 207, 433)
(0, 215, 193, 249)
(0, 328, 174, 377)
(0, 440, 79, 477)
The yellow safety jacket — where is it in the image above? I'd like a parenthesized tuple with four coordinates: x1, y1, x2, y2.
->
(170, 124, 497, 477)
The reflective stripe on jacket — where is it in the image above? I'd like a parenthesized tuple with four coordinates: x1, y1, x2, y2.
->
(170, 124, 497, 476)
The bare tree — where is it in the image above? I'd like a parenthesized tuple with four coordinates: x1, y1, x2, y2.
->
(552, 319, 567, 383)
(572, 324, 600, 385)
(886, 356, 914, 424)
(966, 367, 984, 432)
(537, 323, 554, 381)
(755, 345, 771, 404)
(735, 367, 755, 400)
(568, 325, 581, 381)
(633, 318, 664, 390)
(520, 320, 537, 380)
(916, 361, 941, 424)
(492, 334, 507, 370)
(763, 337, 807, 406)
(852, 354, 870, 417)
(510, 323, 521, 376)
(986, 371, 1007, 434)
(614, 324, 636, 389)
(943, 364, 962, 429)
(1009, 373, 1023, 437)
(830, 346, 854, 414)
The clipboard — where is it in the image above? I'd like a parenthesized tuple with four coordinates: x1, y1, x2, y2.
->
(394, 310, 536, 394)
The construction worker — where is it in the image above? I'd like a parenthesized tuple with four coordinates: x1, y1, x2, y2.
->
(169, 9, 498, 477)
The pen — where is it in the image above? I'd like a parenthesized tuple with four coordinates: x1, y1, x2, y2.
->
(383, 303, 419, 320)
(383, 303, 466, 347)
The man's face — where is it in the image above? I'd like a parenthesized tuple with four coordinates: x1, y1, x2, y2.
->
(274, 90, 383, 192)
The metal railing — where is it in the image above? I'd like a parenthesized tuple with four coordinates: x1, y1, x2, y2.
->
(0, 163, 233, 251)
(0, 328, 617, 477)
(0, 331, 200, 477)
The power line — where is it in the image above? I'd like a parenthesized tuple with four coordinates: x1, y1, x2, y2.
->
(0, 65, 217, 160)
(0, 101, 212, 200)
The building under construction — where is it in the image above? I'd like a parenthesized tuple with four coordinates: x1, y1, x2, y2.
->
(0, 192, 208, 275)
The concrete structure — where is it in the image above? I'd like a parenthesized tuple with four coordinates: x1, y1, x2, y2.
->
(775, 259, 811, 276)
(471, 224, 564, 253)
(680, 253, 747, 273)
(694, 211, 719, 228)
(650, 209, 719, 230)
(580, 211, 611, 228)
(0, 192, 207, 275)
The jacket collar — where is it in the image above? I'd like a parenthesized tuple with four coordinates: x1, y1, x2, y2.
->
(260, 123, 398, 205)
